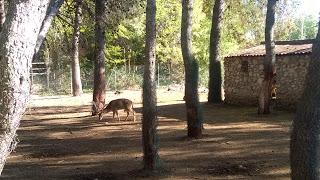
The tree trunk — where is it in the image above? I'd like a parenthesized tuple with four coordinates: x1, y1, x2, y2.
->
(181, 0, 203, 138)
(208, 0, 224, 103)
(33, 0, 65, 55)
(258, 0, 277, 114)
(92, 0, 106, 115)
(71, 0, 83, 96)
(0, 0, 4, 31)
(0, 0, 51, 174)
(168, 60, 172, 82)
(290, 21, 320, 180)
(142, 0, 159, 170)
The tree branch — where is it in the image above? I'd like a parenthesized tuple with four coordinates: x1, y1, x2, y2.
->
(34, 0, 65, 55)
(56, 14, 74, 27)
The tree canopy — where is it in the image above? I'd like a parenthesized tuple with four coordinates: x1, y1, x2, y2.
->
(38, 0, 316, 91)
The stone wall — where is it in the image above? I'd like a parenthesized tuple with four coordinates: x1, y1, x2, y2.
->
(224, 54, 310, 109)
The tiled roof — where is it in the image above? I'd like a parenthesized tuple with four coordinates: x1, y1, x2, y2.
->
(226, 40, 314, 58)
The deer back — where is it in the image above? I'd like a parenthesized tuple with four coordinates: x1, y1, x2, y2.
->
(105, 98, 133, 111)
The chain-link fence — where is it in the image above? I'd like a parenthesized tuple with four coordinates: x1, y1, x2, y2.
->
(30, 62, 211, 95)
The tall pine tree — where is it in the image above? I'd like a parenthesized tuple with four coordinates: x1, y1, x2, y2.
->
(181, 0, 203, 138)
(142, 0, 160, 170)
(71, 0, 83, 96)
(291, 21, 320, 179)
(208, 0, 224, 103)
(92, 0, 107, 116)
(0, 0, 52, 174)
(258, 0, 277, 114)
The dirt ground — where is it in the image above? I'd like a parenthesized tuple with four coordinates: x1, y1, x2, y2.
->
(2, 89, 292, 180)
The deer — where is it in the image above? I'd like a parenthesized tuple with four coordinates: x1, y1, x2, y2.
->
(93, 98, 135, 122)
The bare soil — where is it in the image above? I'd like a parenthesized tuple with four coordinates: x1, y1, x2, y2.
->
(2, 90, 292, 179)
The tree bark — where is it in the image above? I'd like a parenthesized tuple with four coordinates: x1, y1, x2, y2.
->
(92, 0, 106, 115)
(208, 0, 224, 103)
(0, 0, 4, 31)
(71, 0, 83, 96)
(181, 0, 203, 138)
(142, 0, 159, 170)
(33, 0, 65, 55)
(258, 0, 277, 114)
(0, 0, 51, 174)
(290, 21, 320, 180)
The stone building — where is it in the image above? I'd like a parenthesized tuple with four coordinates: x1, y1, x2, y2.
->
(224, 40, 313, 109)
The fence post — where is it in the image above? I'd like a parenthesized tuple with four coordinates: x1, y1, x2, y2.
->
(157, 63, 160, 87)
(114, 69, 117, 90)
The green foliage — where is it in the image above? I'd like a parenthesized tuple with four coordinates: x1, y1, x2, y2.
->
(192, 0, 211, 67)
(37, 0, 315, 94)
(105, 16, 145, 68)
(156, 0, 182, 64)
(289, 15, 318, 40)
(274, 0, 301, 40)
(106, 66, 143, 90)
(303, 16, 318, 39)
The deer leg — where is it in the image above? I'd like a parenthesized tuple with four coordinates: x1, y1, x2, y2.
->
(125, 111, 129, 121)
(112, 111, 115, 121)
(116, 111, 120, 121)
(99, 113, 103, 121)
(132, 110, 135, 122)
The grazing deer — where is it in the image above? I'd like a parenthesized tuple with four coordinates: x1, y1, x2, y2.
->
(93, 99, 135, 122)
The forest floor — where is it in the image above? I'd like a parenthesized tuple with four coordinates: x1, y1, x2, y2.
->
(2, 89, 292, 180)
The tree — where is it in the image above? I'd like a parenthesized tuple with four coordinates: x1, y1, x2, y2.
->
(92, 0, 106, 115)
(0, 0, 4, 31)
(181, 0, 203, 138)
(208, 0, 224, 103)
(33, 0, 65, 56)
(71, 0, 83, 96)
(290, 22, 320, 179)
(289, 15, 318, 40)
(258, 0, 277, 114)
(156, 0, 181, 65)
(31, 0, 64, 91)
(0, 0, 52, 174)
(142, 0, 159, 170)
(273, 0, 300, 40)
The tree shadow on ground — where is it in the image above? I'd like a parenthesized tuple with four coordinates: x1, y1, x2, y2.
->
(2, 102, 292, 179)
